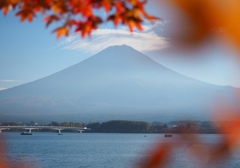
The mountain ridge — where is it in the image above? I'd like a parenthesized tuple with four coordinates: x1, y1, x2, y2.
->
(0, 45, 236, 91)
(0, 45, 235, 122)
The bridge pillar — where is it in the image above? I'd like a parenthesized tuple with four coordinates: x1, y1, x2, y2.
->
(53, 128, 63, 135)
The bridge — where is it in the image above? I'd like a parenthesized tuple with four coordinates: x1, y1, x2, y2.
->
(0, 126, 90, 135)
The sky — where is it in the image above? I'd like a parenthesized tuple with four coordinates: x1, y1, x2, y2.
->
(0, 1, 240, 91)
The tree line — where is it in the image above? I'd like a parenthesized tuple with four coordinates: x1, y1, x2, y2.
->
(86, 120, 167, 133)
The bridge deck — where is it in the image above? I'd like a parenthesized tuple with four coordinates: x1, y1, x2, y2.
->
(0, 126, 89, 130)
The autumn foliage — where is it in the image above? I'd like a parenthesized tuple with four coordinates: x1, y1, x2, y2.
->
(1, 0, 240, 168)
(162, 0, 240, 51)
(0, 0, 158, 38)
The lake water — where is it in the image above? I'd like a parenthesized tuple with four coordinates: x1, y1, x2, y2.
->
(2, 133, 240, 168)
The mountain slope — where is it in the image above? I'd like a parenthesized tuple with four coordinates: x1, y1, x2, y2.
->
(0, 45, 234, 122)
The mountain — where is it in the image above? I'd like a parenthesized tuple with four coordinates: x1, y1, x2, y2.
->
(0, 45, 235, 122)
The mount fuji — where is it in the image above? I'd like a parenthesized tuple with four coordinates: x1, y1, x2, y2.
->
(0, 45, 235, 122)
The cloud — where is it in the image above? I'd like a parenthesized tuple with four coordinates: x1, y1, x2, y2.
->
(62, 23, 167, 54)
(0, 80, 22, 83)
(0, 88, 7, 91)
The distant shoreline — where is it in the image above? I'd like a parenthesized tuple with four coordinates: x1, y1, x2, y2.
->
(0, 119, 224, 134)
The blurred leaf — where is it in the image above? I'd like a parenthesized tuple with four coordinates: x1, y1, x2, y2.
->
(140, 143, 171, 168)
(15, 9, 35, 22)
(43, 14, 60, 27)
(53, 27, 68, 39)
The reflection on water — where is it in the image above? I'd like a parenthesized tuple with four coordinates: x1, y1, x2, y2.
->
(2, 133, 240, 168)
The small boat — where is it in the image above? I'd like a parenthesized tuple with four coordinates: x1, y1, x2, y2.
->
(164, 134, 172, 137)
(21, 132, 32, 135)
(58, 133, 63, 135)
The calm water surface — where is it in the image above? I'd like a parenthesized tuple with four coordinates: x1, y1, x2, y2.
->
(2, 133, 240, 168)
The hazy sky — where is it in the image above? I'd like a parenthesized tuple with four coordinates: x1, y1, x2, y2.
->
(0, 1, 240, 90)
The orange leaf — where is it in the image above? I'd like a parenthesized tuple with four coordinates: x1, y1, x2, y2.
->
(127, 20, 134, 32)
(107, 15, 121, 27)
(101, 0, 112, 13)
(51, 4, 61, 13)
(2, 6, 8, 15)
(127, 0, 138, 6)
(43, 15, 60, 27)
(51, 1, 67, 14)
(115, 2, 125, 13)
(141, 143, 171, 168)
(53, 27, 68, 39)
(15, 9, 35, 22)
(141, 10, 159, 22)
(81, 4, 93, 17)
(135, 22, 143, 31)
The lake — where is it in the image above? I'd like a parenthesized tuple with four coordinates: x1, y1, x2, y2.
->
(2, 133, 240, 168)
